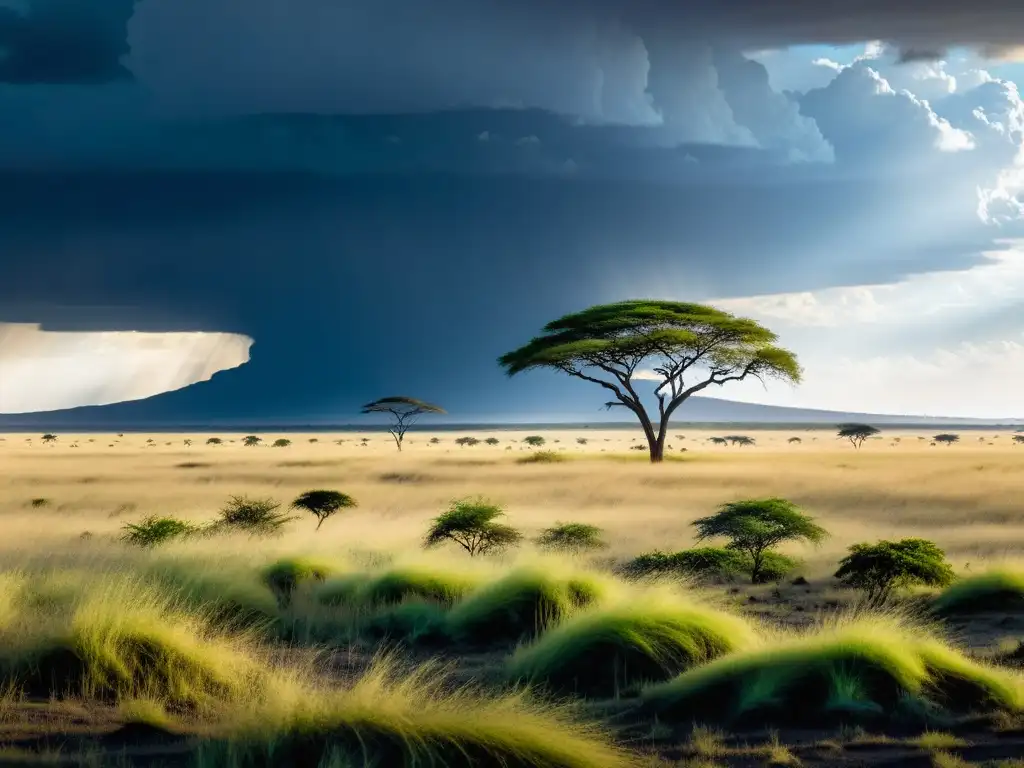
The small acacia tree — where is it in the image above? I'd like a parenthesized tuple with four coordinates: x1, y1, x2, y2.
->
(692, 498, 828, 584)
(1014, 435, 1024, 445)
(485, 437, 500, 446)
(523, 435, 546, 447)
(243, 435, 262, 447)
(273, 438, 292, 448)
(934, 433, 960, 446)
(499, 301, 800, 463)
(361, 396, 446, 452)
(41, 434, 58, 444)
(837, 424, 880, 449)
(423, 497, 522, 557)
(206, 437, 223, 446)
(291, 489, 357, 530)
(535, 522, 608, 554)
(834, 539, 955, 608)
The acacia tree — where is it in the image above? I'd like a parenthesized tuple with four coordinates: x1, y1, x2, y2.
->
(361, 396, 446, 451)
(837, 424, 880, 449)
(498, 301, 800, 463)
(934, 433, 960, 446)
(1013, 435, 1024, 445)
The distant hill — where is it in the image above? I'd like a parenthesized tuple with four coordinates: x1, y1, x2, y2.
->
(0, 389, 1019, 431)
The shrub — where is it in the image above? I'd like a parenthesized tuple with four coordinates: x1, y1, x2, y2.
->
(485, 437, 500, 446)
(444, 568, 609, 646)
(506, 596, 757, 697)
(316, 567, 482, 608)
(934, 433, 960, 445)
(290, 489, 357, 530)
(272, 438, 292, 448)
(121, 516, 198, 548)
(620, 548, 748, 582)
(30, 498, 50, 508)
(216, 495, 295, 534)
(834, 539, 956, 608)
(692, 498, 828, 584)
(206, 437, 223, 445)
(517, 450, 566, 464)
(576, 437, 588, 445)
(523, 435, 546, 447)
(423, 497, 522, 557)
(640, 616, 1022, 728)
(535, 523, 608, 554)
(455, 437, 480, 447)
(242, 436, 262, 447)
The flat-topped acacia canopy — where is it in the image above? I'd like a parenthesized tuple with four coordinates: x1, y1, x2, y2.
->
(361, 396, 446, 451)
(498, 300, 801, 463)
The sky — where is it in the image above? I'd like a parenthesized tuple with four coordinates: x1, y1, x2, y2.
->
(4, 1, 1024, 420)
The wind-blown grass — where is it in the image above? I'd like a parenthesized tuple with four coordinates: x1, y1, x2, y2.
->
(314, 565, 481, 608)
(260, 557, 336, 607)
(444, 567, 614, 647)
(639, 615, 1023, 728)
(506, 592, 759, 697)
(194, 655, 638, 768)
(932, 567, 1024, 615)
(0, 569, 270, 711)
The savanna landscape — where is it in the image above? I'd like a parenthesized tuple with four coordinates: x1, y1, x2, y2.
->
(3, 424, 1024, 768)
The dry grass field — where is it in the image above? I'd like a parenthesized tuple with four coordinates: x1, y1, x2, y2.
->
(2, 426, 1024, 767)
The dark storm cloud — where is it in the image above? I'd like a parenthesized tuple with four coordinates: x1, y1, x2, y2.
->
(0, 0, 136, 83)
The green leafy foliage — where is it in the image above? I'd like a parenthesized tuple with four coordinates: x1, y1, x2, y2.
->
(455, 436, 481, 447)
(206, 437, 223, 445)
(121, 516, 197, 547)
(523, 435, 546, 447)
(621, 548, 749, 581)
(41, 434, 58, 444)
(535, 522, 608, 554)
(290, 490, 358, 530)
(934, 433, 961, 445)
(517, 450, 566, 464)
(837, 424, 880, 449)
(272, 438, 292, 448)
(216, 495, 295, 534)
(692, 498, 827, 584)
(1014, 435, 1024, 445)
(423, 497, 522, 557)
(835, 539, 956, 608)
(242, 435, 262, 447)
(498, 301, 800, 463)
(485, 437, 500, 446)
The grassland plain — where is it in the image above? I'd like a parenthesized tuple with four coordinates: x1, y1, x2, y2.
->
(2, 428, 1024, 766)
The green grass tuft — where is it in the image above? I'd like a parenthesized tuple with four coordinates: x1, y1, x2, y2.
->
(444, 567, 612, 647)
(517, 450, 568, 464)
(260, 557, 335, 606)
(932, 568, 1024, 615)
(506, 594, 758, 697)
(315, 566, 482, 608)
(0, 570, 269, 711)
(640, 615, 1023, 728)
(193, 655, 638, 768)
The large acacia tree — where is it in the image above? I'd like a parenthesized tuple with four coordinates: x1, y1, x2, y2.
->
(361, 396, 446, 451)
(498, 301, 801, 463)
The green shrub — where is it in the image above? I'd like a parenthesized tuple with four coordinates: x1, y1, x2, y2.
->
(517, 450, 566, 464)
(835, 539, 955, 608)
(444, 568, 609, 646)
(316, 567, 481, 608)
(216, 496, 295, 535)
(423, 497, 522, 557)
(535, 523, 608, 554)
(507, 597, 757, 697)
(692, 498, 827, 584)
(523, 435, 546, 447)
(121, 516, 198, 548)
(272, 438, 292, 448)
(640, 616, 1022, 728)
(620, 548, 748, 582)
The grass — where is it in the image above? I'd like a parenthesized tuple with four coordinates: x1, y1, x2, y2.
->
(444, 566, 614, 646)
(506, 592, 759, 697)
(639, 614, 1023, 728)
(932, 568, 1024, 615)
(315, 565, 483, 608)
(193, 655, 639, 768)
(517, 450, 568, 464)
(260, 556, 336, 606)
(0, 569, 268, 711)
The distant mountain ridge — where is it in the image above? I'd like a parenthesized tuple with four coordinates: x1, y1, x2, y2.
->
(0, 391, 1019, 430)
